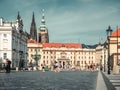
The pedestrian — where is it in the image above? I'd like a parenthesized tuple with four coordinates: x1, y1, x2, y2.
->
(55, 61, 59, 72)
(5, 59, 11, 73)
(41, 64, 45, 72)
(29, 60, 33, 71)
(2, 63, 6, 72)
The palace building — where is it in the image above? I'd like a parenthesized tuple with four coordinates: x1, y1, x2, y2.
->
(0, 12, 28, 69)
(27, 41, 98, 70)
(22, 9, 120, 72)
(27, 10, 106, 70)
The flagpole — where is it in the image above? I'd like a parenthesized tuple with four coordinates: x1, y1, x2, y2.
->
(117, 26, 119, 65)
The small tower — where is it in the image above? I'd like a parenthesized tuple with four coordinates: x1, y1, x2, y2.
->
(16, 12, 23, 33)
(38, 9, 49, 43)
(17, 12, 21, 21)
(30, 12, 37, 41)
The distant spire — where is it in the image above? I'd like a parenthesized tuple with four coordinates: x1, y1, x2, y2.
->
(108, 26, 111, 30)
(38, 9, 49, 43)
(40, 9, 47, 30)
(17, 11, 21, 20)
(30, 12, 37, 41)
(41, 9, 45, 24)
(98, 36, 102, 45)
(32, 12, 35, 24)
(42, 9, 44, 16)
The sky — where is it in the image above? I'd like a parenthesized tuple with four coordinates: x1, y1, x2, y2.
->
(0, 0, 120, 45)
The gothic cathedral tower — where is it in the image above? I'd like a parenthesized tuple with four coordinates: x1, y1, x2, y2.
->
(38, 9, 49, 43)
(30, 12, 37, 41)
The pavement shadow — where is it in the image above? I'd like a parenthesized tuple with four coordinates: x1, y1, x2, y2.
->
(101, 72, 116, 90)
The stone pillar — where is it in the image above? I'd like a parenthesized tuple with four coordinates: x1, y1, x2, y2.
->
(113, 66, 120, 74)
(113, 55, 120, 74)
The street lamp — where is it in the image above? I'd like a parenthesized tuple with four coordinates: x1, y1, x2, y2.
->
(100, 55, 103, 71)
(12, 49, 16, 68)
(106, 26, 113, 74)
(0, 57, 2, 70)
(104, 47, 106, 72)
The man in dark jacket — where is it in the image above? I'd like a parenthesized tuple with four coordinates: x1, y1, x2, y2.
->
(5, 59, 11, 73)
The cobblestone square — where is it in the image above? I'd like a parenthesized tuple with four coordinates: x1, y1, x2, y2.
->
(0, 71, 98, 90)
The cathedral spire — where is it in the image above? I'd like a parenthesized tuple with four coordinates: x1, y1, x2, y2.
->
(32, 12, 35, 24)
(30, 12, 37, 41)
(17, 11, 21, 20)
(16, 12, 23, 33)
(40, 9, 47, 30)
(42, 9, 45, 20)
(38, 9, 49, 43)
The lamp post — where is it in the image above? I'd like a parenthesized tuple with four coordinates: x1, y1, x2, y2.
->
(0, 57, 2, 70)
(12, 49, 16, 68)
(106, 26, 113, 74)
(104, 47, 106, 72)
(100, 55, 103, 71)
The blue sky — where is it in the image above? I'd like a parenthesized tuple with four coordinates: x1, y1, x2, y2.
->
(0, 0, 120, 45)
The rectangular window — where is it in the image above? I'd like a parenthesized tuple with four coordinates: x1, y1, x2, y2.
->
(84, 61, 86, 64)
(3, 34, 7, 38)
(81, 61, 83, 64)
(31, 54, 33, 58)
(43, 56, 45, 59)
(89, 61, 90, 64)
(3, 53, 7, 59)
(3, 39, 8, 43)
(47, 60, 48, 64)
(35, 48, 37, 52)
(77, 61, 80, 66)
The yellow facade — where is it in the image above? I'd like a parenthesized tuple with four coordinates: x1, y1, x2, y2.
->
(27, 41, 104, 70)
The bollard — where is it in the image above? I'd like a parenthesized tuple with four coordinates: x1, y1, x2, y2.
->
(16, 67, 18, 71)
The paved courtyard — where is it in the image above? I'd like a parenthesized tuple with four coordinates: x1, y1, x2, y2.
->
(0, 71, 98, 90)
(102, 72, 120, 90)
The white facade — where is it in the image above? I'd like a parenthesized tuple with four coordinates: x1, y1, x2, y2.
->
(0, 27, 12, 63)
(0, 15, 28, 69)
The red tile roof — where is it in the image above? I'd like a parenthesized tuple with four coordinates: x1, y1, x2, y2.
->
(42, 43, 82, 48)
(111, 28, 120, 37)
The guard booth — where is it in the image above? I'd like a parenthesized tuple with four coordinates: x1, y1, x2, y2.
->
(111, 53, 120, 74)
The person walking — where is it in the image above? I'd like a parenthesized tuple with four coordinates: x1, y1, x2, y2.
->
(5, 59, 11, 73)
(41, 64, 45, 72)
